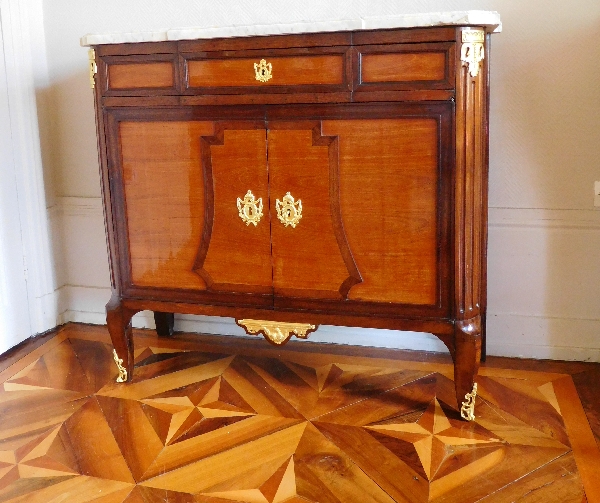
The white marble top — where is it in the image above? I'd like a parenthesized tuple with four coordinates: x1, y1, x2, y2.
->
(80, 10, 501, 47)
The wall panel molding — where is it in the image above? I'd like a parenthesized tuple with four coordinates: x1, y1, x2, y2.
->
(489, 207, 600, 230)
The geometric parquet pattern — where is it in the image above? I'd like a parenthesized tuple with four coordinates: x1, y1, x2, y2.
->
(0, 325, 594, 502)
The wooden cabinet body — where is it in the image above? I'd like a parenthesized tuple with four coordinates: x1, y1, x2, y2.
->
(90, 24, 492, 419)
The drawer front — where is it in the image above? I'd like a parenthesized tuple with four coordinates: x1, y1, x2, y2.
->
(356, 42, 454, 91)
(362, 52, 446, 82)
(186, 53, 346, 90)
(102, 55, 178, 94)
(109, 62, 174, 89)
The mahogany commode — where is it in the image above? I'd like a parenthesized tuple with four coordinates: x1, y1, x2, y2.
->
(84, 12, 500, 420)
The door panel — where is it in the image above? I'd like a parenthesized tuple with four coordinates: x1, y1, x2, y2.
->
(121, 116, 440, 308)
(322, 118, 439, 305)
(268, 124, 360, 299)
(121, 121, 214, 290)
(194, 124, 273, 294)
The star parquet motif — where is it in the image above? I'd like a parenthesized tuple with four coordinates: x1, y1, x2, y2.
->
(0, 326, 589, 502)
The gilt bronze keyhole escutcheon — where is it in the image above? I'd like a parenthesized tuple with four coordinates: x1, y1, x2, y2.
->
(254, 59, 272, 83)
(276, 192, 302, 228)
(237, 190, 263, 226)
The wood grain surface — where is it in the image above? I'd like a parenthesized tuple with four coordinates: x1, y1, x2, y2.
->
(195, 125, 273, 294)
(108, 62, 174, 89)
(321, 118, 439, 305)
(0, 323, 597, 502)
(267, 125, 356, 300)
(361, 52, 446, 83)
(187, 55, 344, 88)
(121, 121, 214, 290)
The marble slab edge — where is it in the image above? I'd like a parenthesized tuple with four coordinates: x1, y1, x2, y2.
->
(80, 10, 501, 47)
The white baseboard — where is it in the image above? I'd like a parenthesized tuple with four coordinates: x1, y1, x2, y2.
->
(54, 198, 600, 362)
(486, 313, 600, 362)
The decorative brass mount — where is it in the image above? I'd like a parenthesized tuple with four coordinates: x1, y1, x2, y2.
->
(112, 349, 127, 383)
(237, 319, 316, 345)
(276, 192, 302, 228)
(460, 382, 478, 421)
(254, 59, 272, 83)
(88, 49, 97, 89)
(461, 29, 485, 78)
(237, 190, 263, 226)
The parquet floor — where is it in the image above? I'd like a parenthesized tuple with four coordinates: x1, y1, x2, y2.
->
(0, 324, 599, 503)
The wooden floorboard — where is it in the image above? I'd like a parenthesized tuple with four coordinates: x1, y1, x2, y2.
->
(0, 323, 598, 503)
(0, 325, 63, 374)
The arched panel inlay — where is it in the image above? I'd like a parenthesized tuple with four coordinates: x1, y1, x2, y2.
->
(193, 123, 272, 294)
(268, 121, 362, 300)
(310, 124, 363, 298)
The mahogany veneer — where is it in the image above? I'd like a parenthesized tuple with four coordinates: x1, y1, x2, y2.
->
(90, 25, 492, 419)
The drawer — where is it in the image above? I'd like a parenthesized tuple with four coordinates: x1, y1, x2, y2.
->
(185, 50, 349, 91)
(356, 42, 455, 91)
(109, 62, 173, 89)
(101, 55, 178, 94)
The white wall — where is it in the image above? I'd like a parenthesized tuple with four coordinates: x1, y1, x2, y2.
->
(39, 0, 600, 361)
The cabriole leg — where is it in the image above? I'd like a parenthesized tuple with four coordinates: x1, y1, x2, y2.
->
(106, 294, 137, 382)
(453, 316, 482, 421)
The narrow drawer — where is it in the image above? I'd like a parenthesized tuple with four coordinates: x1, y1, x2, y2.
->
(356, 42, 454, 91)
(362, 52, 446, 82)
(101, 54, 178, 94)
(108, 62, 174, 89)
(186, 54, 345, 89)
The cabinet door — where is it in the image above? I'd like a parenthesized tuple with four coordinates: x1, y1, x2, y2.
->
(116, 118, 272, 297)
(267, 105, 451, 316)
